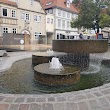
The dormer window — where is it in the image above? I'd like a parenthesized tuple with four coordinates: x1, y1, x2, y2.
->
(66, 0, 70, 8)
(30, 0, 34, 5)
(46, 2, 52, 6)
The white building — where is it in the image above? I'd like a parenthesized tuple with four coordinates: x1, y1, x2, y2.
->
(41, 0, 78, 43)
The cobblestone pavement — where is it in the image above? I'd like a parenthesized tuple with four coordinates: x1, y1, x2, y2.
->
(0, 47, 110, 110)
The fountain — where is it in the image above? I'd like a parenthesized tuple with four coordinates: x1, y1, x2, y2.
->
(34, 59, 80, 85)
(34, 39, 108, 87)
(49, 57, 64, 70)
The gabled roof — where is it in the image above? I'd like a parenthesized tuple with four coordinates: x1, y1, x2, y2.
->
(41, 0, 79, 14)
(0, 0, 17, 7)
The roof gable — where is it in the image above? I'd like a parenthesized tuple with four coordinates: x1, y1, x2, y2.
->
(41, 0, 79, 13)
(0, 0, 17, 7)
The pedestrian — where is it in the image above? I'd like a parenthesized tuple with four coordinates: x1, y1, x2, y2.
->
(79, 33, 83, 39)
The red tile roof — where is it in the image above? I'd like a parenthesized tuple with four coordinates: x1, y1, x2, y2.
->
(41, 0, 79, 13)
(0, 0, 17, 7)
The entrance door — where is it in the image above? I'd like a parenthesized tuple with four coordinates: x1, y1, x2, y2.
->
(24, 34, 30, 44)
(21, 30, 30, 44)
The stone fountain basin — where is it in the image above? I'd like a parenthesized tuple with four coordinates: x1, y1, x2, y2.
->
(52, 40, 108, 53)
(34, 63, 80, 86)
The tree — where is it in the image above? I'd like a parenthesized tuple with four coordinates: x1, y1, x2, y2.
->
(99, 13, 110, 28)
(71, 0, 110, 34)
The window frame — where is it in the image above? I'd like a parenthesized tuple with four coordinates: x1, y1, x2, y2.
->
(57, 19, 61, 28)
(3, 27, 8, 33)
(67, 21, 70, 28)
(11, 10, 16, 18)
(62, 20, 65, 29)
(34, 32, 41, 39)
(58, 9, 61, 16)
(2, 8, 8, 17)
(21, 12, 30, 21)
(30, 0, 34, 5)
(12, 28, 17, 33)
(34, 15, 41, 22)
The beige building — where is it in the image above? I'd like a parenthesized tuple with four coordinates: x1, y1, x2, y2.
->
(0, 0, 46, 44)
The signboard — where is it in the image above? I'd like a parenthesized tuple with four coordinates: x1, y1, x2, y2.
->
(20, 39, 24, 44)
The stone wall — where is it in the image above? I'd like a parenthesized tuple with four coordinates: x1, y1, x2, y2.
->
(0, 37, 3, 45)
(3, 33, 30, 45)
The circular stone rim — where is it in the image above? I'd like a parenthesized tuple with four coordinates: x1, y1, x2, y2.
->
(34, 63, 80, 86)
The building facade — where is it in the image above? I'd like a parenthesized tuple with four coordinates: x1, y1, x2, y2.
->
(0, 0, 46, 44)
(46, 14, 54, 44)
(41, 0, 78, 43)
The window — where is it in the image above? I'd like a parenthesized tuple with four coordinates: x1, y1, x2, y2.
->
(34, 15, 41, 22)
(12, 10, 16, 18)
(26, 14, 29, 20)
(3, 28, 8, 33)
(47, 18, 50, 23)
(35, 32, 40, 39)
(51, 19, 53, 24)
(45, 2, 52, 6)
(67, 21, 70, 28)
(66, 0, 70, 8)
(58, 10, 61, 16)
(3, 8, 7, 16)
(37, 16, 41, 21)
(62, 11, 66, 17)
(48, 9, 53, 14)
(72, 14, 77, 19)
(14, 0, 19, 4)
(57, 19, 61, 28)
(62, 20, 65, 28)
(21, 13, 30, 20)
(12, 28, 17, 33)
(30, 0, 34, 5)
(67, 12, 70, 18)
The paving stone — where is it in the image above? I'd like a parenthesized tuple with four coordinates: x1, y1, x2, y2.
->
(42, 103, 53, 110)
(26, 98, 35, 103)
(52, 94, 61, 97)
(9, 104, 19, 110)
(86, 93, 94, 99)
(69, 95, 86, 102)
(98, 97, 110, 106)
(101, 89, 110, 95)
(15, 98, 25, 103)
(0, 96, 5, 101)
(54, 103, 65, 110)
(48, 97, 55, 102)
(0, 104, 9, 110)
(56, 97, 65, 102)
(101, 106, 110, 110)
(89, 88, 99, 92)
(106, 95, 110, 101)
(89, 100, 101, 109)
(29, 103, 41, 110)
(19, 104, 29, 110)
(4, 97, 15, 102)
(93, 92, 102, 97)
(36, 97, 46, 102)
(65, 102, 79, 110)
(78, 101, 89, 110)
